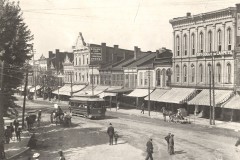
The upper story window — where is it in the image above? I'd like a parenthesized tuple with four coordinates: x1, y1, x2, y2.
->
(191, 33, 195, 55)
(183, 34, 187, 55)
(191, 64, 195, 82)
(227, 63, 231, 83)
(208, 30, 213, 52)
(199, 32, 204, 53)
(79, 58, 81, 65)
(217, 29, 222, 52)
(75, 57, 78, 66)
(156, 69, 161, 86)
(139, 72, 143, 85)
(176, 35, 180, 56)
(176, 65, 180, 82)
(207, 64, 212, 84)
(83, 55, 85, 65)
(216, 63, 221, 83)
(183, 65, 187, 82)
(199, 64, 203, 82)
(227, 28, 232, 50)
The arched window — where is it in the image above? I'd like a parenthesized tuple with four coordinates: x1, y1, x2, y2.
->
(191, 33, 195, 55)
(216, 63, 221, 83)
(176, 35, 180, 56)
(217, 29, 222, 52)
(176, 65, 180, 82)
(227, 63, 231, 83)
(183, 34, 187, 55)
(83, 55, 85, 65)
(191, 64, 195, 82)
(79, 57, 81, 65)
(75, 57, 78, 66)
(199, 64, 203, 82)
(75, 72, 77, 81)
(183, 65, 187, 82)
(162, 69, 166, 87)
(208, 30, 213, 52)
(199, 32, 204, 53)
(156, 69, 161, 86)
(207, 64, 212, 84)
(227, 28, 232, 50)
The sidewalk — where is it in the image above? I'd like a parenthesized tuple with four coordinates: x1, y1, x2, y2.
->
(3, 116, 31, 160)
(110, 107, 240, 132)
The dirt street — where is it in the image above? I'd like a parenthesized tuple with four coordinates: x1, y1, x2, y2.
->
(15, 99, 240, 160)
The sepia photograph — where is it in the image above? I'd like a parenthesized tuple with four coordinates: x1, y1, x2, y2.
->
(1, 0, 240, 159)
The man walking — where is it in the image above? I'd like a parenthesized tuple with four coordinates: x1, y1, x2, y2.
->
(141, 102, 145, 114)
(107, 123, 114, 145)
(145, 138, 153, 160)
(165, 133, 171, 153)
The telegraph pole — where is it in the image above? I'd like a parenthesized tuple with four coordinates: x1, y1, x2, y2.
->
(148, 68, 151, 116)
(212, 52, 215, 125)
(22, 67, 29, 129)
(70, 72, 73, 97)
(92, 65, 94, 96)
(0, 59, 5, 157)
(209, 70, 212, 125)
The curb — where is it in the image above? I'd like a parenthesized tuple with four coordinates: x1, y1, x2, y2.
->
(6, 147, 30, 160)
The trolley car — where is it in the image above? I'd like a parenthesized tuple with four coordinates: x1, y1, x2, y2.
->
(69, 96, 106, 119)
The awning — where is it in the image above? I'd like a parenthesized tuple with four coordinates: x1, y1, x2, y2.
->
(99, 86, 123, 98)
(126, 88, 153, 98)
(29, 85, 41, 92)
(222, 95, 240, 109)
(188, 89, 233, 106)
(144, 89, 169, 101)
(85, 85, 109, 95)
(73, 85, 96, 96)
(53, 84, 86, 96)
(105, 88, 133, 94)
(157, 88, 196, 104)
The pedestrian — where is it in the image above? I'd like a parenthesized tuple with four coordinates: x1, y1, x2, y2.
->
(16, 128, 22, 141)
(9, 123, 14, 140)
(145, 138, 153, 160)
(169, 134, 175, 155)
(116, 102, 120, 111)
(141, 103, 145, 114)
(37, 110, 42, 127)
(165, 133, 171, 153)
(114, 131, 119, 145)
(4, 126, 11, 144)
(58, 150, 65, 160)
(107, 123, 114, 145)
(13, 118, 19, 135)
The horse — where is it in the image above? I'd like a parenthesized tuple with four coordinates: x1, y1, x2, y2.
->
(50, 110, 64, 125)
(161, 107, 175, 122)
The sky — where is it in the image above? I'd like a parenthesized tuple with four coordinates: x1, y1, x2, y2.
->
(18, 0, 240, 59)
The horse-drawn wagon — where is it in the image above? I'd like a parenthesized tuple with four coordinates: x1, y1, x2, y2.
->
(162, 107, 190, 124)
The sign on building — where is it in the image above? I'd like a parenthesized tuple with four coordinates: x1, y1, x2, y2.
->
(90, 47, 102, 65)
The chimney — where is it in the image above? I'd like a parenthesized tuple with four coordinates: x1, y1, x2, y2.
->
(56, 49, 59, 53)
(186, 12, 191, 17)
(114, 45, 118, 49)
(101, 43, 106, 46)
(134, 46, 138, 60)
(237, 3, 240, 12)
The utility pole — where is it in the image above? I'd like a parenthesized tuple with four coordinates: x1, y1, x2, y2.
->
(91, 65, 94, 96)
(70, 72, 73, 97)
(209, 70, 212, 125)
(212, 52, 215, 125)
(22, 66, 29, 129)
(0, 59, 5, 158)
(148, 68, 151, 116)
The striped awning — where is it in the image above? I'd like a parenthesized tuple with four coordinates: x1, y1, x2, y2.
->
(188, 89, 233, 106)
(222, 95, 240, 109)
(144, 89, 169, 101)
(157, 88, 196, 104)
(126, 88, 153, 98)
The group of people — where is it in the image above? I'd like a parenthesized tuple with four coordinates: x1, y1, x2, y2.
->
(4, 119, 21, 143)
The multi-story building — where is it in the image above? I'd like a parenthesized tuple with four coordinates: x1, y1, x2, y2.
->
(169, 3, 240, 121)
(73, 32, 134, 85)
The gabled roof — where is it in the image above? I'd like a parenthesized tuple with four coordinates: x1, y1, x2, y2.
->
(124, 53, 156, 68)
(74, 32, 88, 51)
